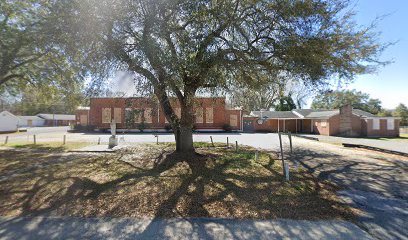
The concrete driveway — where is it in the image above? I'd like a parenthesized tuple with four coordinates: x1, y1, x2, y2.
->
(290, 138, 408, 240)
(297, 134, 408, 155)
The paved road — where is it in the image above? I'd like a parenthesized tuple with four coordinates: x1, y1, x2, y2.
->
(0, 127, 69, 144)
(297, 134, 408, 155)
(0, 217, 372, 240)
(0, 130, 291, 152)
(291, 139, 408, 240)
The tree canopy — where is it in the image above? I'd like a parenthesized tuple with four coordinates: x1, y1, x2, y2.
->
(48, 0, 387, 152)
(394, 103, 408, 126)
(311, 89, 383, 114)
(0, 0, 81, 95)
(229, 73, 313, 111)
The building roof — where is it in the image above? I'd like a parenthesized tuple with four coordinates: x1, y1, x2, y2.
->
(299, 110, 339, 119)
(250, 111, 299, 119)
(248, 108, 384, 120)
(292, 109, 326, 117)
(37, 114, 75, 121)
(0, 111, 19, 120)
(18, 116, 44, 121)
(352, 109, 376, 118)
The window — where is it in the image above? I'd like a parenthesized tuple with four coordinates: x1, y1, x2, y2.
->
(206, 107, 213, 123)
(114, 108, 122, 123)
(230, 114, 238, 127)
(387, 119, 394, 130)
(125, 108, 133, 126)
(102, 108, 111, 123)
(321, 120, 327, 127)
(195, 108, 203, 123)
(144, 108, 153, 123)
(372, 119, 380, 130)
(134, 108, 142, 123)
(80, 115, 88, 125)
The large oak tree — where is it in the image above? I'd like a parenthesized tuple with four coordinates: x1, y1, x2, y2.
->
(0, 0, 82, 95)
(48, 0, 386, 153)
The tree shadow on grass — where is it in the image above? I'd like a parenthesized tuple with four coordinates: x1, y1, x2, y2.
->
(0, 147, 362, 239)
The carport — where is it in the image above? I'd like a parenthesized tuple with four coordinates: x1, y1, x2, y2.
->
(243, 111, 301, 133)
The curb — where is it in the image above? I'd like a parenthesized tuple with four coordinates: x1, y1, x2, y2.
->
(342, 143, 408, 157)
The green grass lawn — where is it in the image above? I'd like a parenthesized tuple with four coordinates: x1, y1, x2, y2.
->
(0, 143, 355, 220)
(1, 142, 91, 152)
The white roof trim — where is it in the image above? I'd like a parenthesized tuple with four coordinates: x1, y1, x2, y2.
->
(291, 110, 305, 118)
(364, 117, 400, 120)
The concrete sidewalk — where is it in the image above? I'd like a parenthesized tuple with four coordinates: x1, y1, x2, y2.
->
(0, 216, 373, 240)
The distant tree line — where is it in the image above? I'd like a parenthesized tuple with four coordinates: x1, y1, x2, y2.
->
(311, 89, 408, 126)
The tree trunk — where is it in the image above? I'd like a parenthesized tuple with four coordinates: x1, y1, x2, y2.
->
(176, 125, 194, 152)
(153, 84, 196, 153)
(175, 87, 196, 153)
(175, 101, 195, 153)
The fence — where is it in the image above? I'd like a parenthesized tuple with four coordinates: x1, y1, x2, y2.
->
(0, 134, 101, 146)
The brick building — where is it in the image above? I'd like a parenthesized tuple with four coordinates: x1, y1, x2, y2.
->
(76, 97, 242, 131)
(243, 105, 400, 137)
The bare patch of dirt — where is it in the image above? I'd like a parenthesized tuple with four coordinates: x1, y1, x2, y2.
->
(0, 143, 356, 220)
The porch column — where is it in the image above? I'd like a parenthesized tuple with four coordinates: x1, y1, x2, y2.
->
(283, 119, 286, 133)
(296, 119, 298, 133)
(157, 106, 160, 124)
(311, 120, 313, 133)
(278, 119, 280, 132)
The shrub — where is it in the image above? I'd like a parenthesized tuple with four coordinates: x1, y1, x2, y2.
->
(73, 124, 83, 131)
(86, 125, 96, 132)
(222, 123, 232, 132)
(72, 124, 95, 132)
(164, 124, 172, 132)
(138, 122, 146, 132)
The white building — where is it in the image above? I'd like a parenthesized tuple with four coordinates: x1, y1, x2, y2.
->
(0, 111, 19, 133)
(18, 116, 45, 127)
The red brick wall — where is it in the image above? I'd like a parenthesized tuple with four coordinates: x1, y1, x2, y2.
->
(192, 98, 226, 129)
(253, 119, 274, 132)
(225, 109, 242, 130)
(365, 118, 400, 137)
(284, 119, 297, 132)
(44, 119, 74, 126)
(312, 119, 330, 136)
(90, 98, 169, 129)
(75, 109, 90, 125)
(247, 119, 298, 132)
(329, 115, 340, 136)
(302, 119, 312, 133)
(89, 97, 237, 130)
(351, 115, 362, 136)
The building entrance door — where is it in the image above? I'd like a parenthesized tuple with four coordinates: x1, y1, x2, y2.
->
(243, 120, 254, 132)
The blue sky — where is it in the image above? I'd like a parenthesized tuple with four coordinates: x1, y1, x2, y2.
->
(105, 1, 408, 109)
(341, 0, 408, 109)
